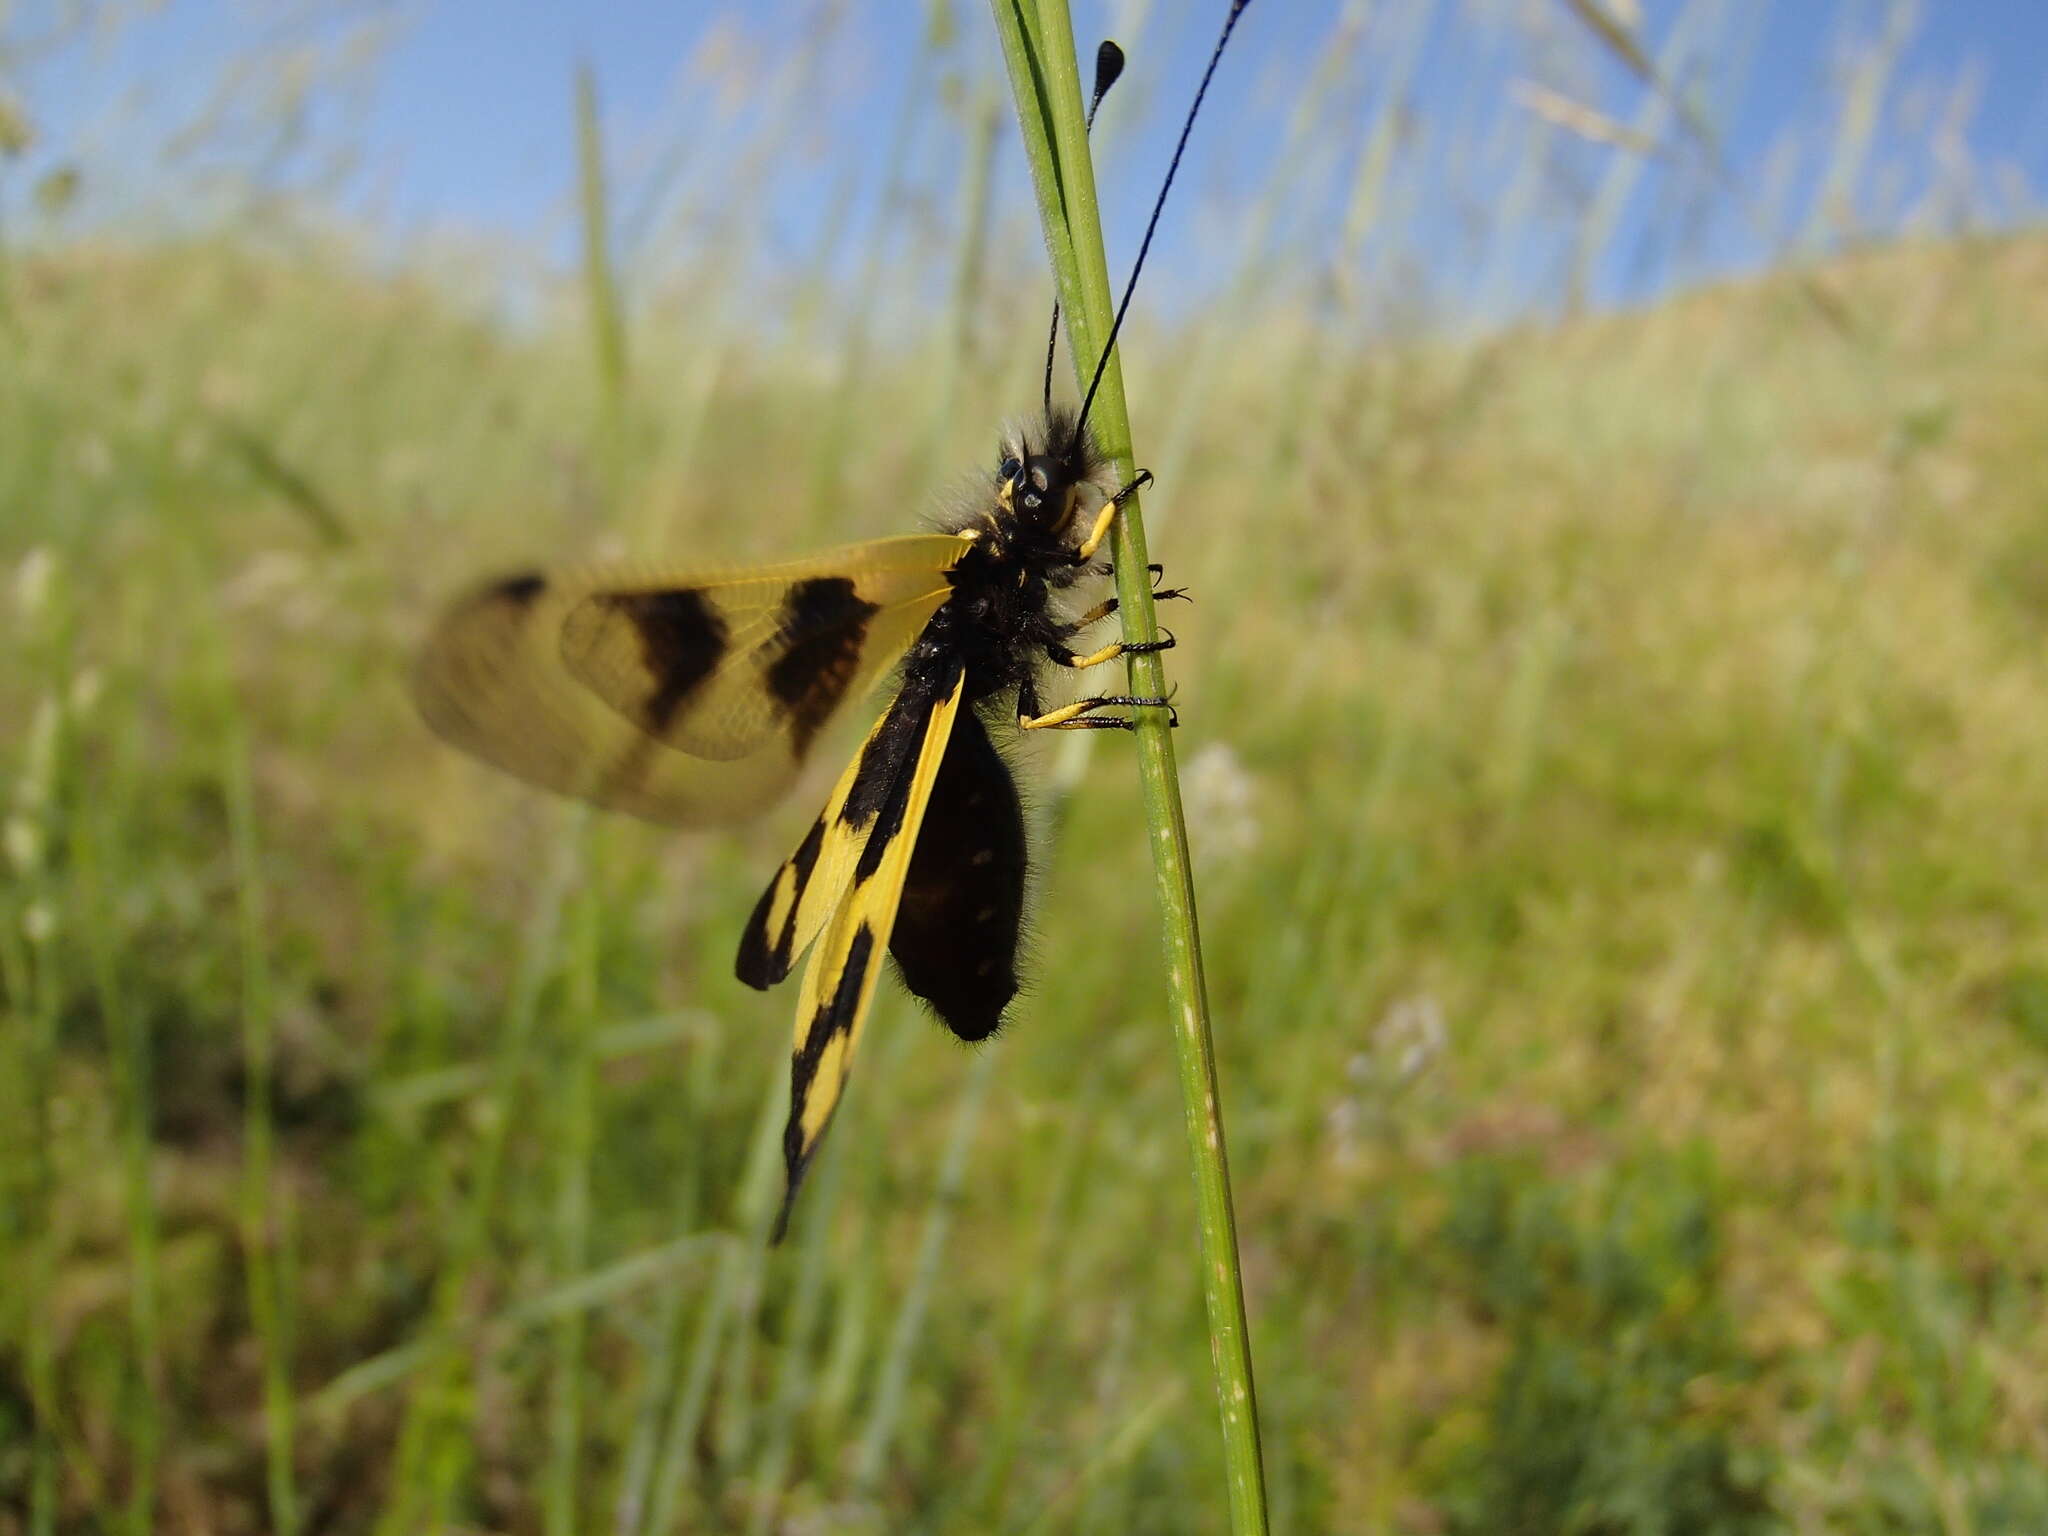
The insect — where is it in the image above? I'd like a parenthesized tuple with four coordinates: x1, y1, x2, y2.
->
(414, 3, 1251, 1237)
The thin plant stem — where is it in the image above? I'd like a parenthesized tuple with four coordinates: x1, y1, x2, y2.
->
(76, 810, 161, 1535)
(743, 1118, 853, 1536)
(609, 1025, 723, 1536)
(305, 1234, 727, 1421)
(374, 813, 583, 1534)
(642, 1070, 785, 1535)
(576, 61, 630, 463)
(546, 882, 602, 1536)
(850, 1043, 998, 1490)
(12, 890, 61, 1535)
(987, 3, 1269, 1529)
(225, 726, 299, 1536)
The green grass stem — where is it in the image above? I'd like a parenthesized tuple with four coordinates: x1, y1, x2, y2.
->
(643, 1070, 786, 1534)
(76, 808, 161, 1535)
(307, 1232, 731, 1420)
(225, 727, 298, 1536)
(9, 879, 60, 1536)
(988, 3, 1270, 1528)
(576, 62, 630, 458)
(375, 812, 584, 1533)
(544, 882, 602, 1535)
(851, 1043, 997, 1490)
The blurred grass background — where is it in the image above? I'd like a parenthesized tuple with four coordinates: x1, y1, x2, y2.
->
(5, 0, 2048, 1531)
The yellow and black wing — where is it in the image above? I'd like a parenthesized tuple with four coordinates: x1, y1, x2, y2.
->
(736, 699, 900, 990)
(413, 535, 969, 826)
(772, 659, 967, 1239)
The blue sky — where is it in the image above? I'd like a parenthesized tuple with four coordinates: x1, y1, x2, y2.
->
(9, 1, 2046, 323)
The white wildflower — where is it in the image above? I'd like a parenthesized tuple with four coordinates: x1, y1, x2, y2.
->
(221, 550, 309, 610)
(1181, 741, 1261, 862)
(1330, 994, 1451, 1169)
(23, 901, 56, 945)
(14, 547, 56, 622)
(17, 698, 60, 812)
(73, 435, 112, 482)
(4, 816, 39, 875)
(69, 667, 103, 717)
(1366, 994, 1447, 1089)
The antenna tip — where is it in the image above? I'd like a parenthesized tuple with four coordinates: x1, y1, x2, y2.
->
(1094, 40, 1126, 102)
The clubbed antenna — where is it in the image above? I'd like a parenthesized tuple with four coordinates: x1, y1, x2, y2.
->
(1071, 0, 1253, 454)
(1042, 40, 1128, 418)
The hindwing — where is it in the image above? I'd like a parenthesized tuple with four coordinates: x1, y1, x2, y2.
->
(737, 700, 898, 990)
(773, 662, 967, 1239)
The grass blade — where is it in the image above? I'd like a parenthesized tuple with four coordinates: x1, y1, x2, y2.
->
(987, 3, 1270, 1529)
(225, 728, 299, 1536)
(577, 60, 630, 448)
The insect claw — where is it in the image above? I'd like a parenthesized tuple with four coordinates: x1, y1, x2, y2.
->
(1113, 469, 1155, 506)
(1122, 629, 1176, 655)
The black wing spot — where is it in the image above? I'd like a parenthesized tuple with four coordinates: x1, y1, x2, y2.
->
(779, 818, 826, 954)
(768, 577, 880, 760)
(774, 919, 877, 1243)
(827, 923, 876, 1037)
(737, 816, 828, 989)
(589, 589, 727, 733)
(854, 749, 923, 885)
(841, 710, 906, 828)
(787, 924, 876, 1145)
(840, 674, 943, 837)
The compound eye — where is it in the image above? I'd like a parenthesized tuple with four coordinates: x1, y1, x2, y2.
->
(998, 456, 1022, 484)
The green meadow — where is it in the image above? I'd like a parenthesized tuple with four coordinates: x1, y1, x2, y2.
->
(6, 6, 2048, 1533)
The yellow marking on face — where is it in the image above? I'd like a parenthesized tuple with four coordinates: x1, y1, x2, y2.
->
(1050, 484, 1080, 536)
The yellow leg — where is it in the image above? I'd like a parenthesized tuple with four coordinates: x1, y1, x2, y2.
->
(1073, 469, 1153, 562)
(1053, 641, 1125, 670)
(1045, 631, 1174, 670)
(1019, 692, 1177, 731)
(1070, 572, 1184, 631)
(1019, 698, 1107, 730)
(1075, 498, 1119, 562)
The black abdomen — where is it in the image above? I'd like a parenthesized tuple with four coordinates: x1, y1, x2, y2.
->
(890, 711, 1026, 1040)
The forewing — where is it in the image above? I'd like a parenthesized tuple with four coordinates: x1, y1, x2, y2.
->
(889, 712, 1026, 1042)
(772, 662, 967, 1240)
(559, 535, 967, 764)
(412, 536, 965, 827)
